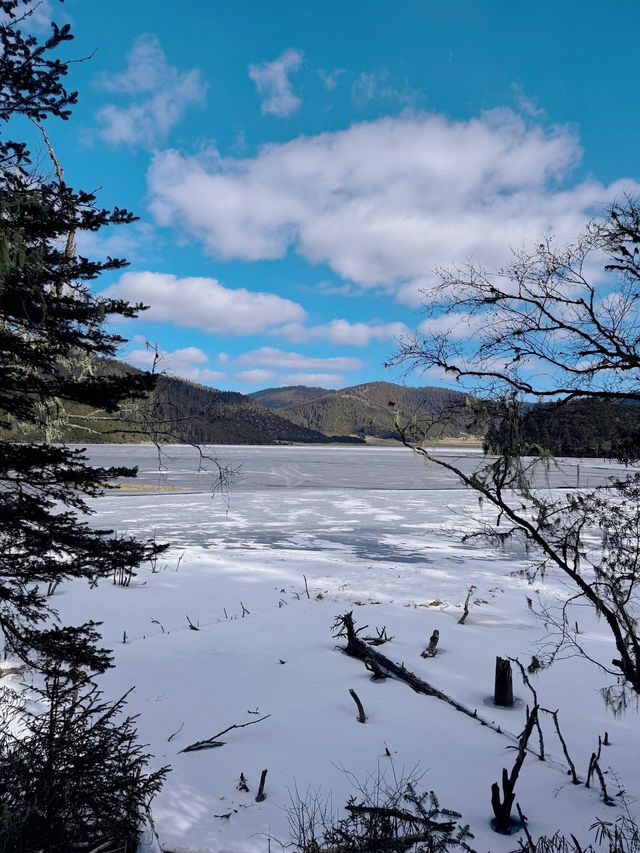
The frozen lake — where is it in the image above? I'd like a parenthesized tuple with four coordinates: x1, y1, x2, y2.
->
(79, 443, 633, 567)
(81, 443, 630, 493)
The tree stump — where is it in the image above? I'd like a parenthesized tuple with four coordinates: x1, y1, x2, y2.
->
(421, 629, 439, 658)
(494, 657, 514, 707)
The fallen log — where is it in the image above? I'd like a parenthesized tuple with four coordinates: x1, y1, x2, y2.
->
(334, 612, 504, 737)
(344, 803, 456, 833)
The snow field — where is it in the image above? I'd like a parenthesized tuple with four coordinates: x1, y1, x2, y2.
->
(26, 448, 640, 852)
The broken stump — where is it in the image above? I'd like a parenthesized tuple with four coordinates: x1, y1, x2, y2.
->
(494, 657, 514, 707)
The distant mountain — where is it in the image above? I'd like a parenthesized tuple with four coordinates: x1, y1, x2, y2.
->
(7, 363, 349, 446)
(249, 385, 328, 410)
(259, 381, 473, 439)
(149, 377, 341, 445)
(10, 360, 636, 454)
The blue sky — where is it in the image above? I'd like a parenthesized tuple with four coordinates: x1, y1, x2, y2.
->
(31, 0, 640, 391)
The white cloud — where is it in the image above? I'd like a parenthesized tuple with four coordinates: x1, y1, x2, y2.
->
(318, 68, 346, 91)
(103, 271, 307, 336)
(281, 373, 343, 388)
(314, 319, 409, 346)
(75, 222, 155, 262)
(512, 83, 545, 118)
(280, 319, 409, 346)
(125, 345, 225, 385)
(351, 70, 418, 108)
(93, 35, 205, 148)
(147, 110, 637, 303)
(235, 347, 361, 371)
(217, 352, 229, 363)
(235, 369, 277, 385)
(248, 48, 303, 117)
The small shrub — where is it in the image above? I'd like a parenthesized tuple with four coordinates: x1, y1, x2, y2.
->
(288, 765, 474, 852)
(0, 676, 168, 853)
(521, 814, 640, 853)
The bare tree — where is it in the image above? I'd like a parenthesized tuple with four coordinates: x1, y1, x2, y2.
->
(390, 198, 640, 707)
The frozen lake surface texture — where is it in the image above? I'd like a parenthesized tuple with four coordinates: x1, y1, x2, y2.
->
(48, 446, 640, 852)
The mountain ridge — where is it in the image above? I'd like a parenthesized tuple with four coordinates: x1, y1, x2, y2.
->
(251, 381, 471, 439)
(8, 362, 637, 456)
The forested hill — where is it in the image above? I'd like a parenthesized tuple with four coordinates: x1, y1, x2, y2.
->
(9, 363, 343, 446)
(249, 385, 328, 410)
(487, 398, 640, 460)
(12, 361, 639, 452)
(252, 381, 473, 439)
(147, 376, 345, 445)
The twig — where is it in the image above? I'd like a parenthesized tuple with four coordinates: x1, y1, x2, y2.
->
(167, 721, 185, 743)
(511, 658, 545, 760)
(586, 736, 603, 788)
(363, 625, 394, 646)
(457, 584, 476, 624)
(349, 688, 367, 723)
(180, 714, 271, 753)
(592, 760, 612, 804)
(303, 574, 310, 599)
(586, 737, 612, 803)
(516, 803, 535, 852)
(541, 707, 579, 784)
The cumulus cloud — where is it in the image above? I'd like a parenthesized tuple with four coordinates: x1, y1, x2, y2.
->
(235, 369, 277, 385)
(102, 271, 306, 336)
(93, 35, 205, 148)
(248, 48, 303, 117)
(282, 373, 344, 388)
(125, 345, 225, 385)
(235, 347, 361, 371)
(280, 319, 409, 346)
(313, 319, 409, 346)
(147, 110, 637, 304)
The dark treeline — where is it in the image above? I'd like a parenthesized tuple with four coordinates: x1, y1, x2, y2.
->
(486, 398, 640, 459)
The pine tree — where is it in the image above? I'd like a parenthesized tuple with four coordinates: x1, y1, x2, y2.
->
(0, 0, 166, 677)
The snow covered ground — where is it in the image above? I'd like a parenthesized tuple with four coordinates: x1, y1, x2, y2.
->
(29, 446, 640, 851)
